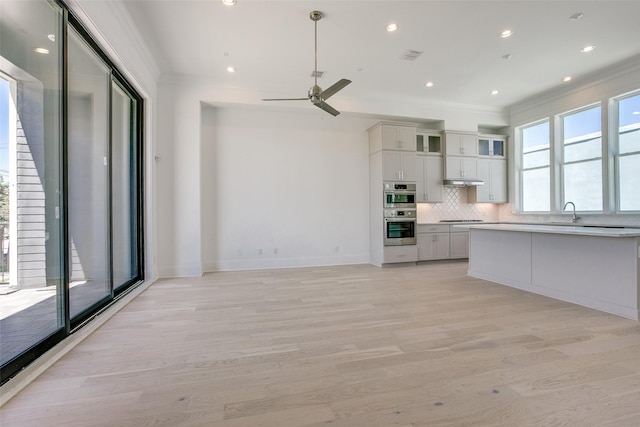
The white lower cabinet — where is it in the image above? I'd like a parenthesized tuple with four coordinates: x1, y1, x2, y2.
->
(383, 245, 418, 264)
(417, 224, 450, 261)
(418, 224, 470, 261)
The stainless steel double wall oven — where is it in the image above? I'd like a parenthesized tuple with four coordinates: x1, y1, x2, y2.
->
(383, 183, 417, 246)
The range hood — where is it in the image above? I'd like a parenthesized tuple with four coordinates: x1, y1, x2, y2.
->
(443, 178, 485, 187)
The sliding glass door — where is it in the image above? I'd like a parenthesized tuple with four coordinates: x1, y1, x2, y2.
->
(0, 0, 65, 373)
(67, 27, 111, 320)
(1, 0, 144, 384)
(111, 82, 140, 291)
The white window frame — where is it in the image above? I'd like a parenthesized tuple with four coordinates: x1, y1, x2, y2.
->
(558, 103, 605, 213)
(613, 91, 640, 213)
(518, 118, 552, 213)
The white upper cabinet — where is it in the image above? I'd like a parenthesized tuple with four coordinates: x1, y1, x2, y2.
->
(416, 155, 443, 202)
(382, 125, 417, 151)
(416, 131, 442, 154)
(478, 135, 506, 158)
(444, 156, 478, 180)
(383, 151, 416, 181)
(471, 157, 507, 203)
(444, 132, 478, 157)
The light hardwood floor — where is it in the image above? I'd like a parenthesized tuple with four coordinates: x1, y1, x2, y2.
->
(2, 261, 640, 426)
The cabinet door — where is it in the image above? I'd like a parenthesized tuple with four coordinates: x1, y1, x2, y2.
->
(416, 156, 427, 202)
(416, 156, 442, 202)
(400, 151, 416, 181)
(461, 134, 478, 156)
(444, 156, 462, 179)
(417, 233, 449, 260)
(416, 132, 442, 154)
(492, 138, 505, 157)
(382, 151, 402, 181)
(445, 156, 478, 180)
(474, 158, 491, 202)
(461, 156, 478, 178)
(445, 132, 478, 156)
(472, 158, 507, 203)
(425, 156, 443, 202)
(479, 136, 507, 158)
(382, 125, 415, 151)
(490, 159, 507, 202)
(450, 232, 469, 258)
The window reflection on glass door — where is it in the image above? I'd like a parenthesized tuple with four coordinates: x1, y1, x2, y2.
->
(67, 28, 110, 319)
(111, 82, 139, 290)
(0, 0, 65, 373)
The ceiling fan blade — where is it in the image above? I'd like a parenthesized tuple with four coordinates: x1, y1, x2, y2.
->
(320, 79, 351, 100)
(314, 101, 340, 116)
(262, 97, 308, 101)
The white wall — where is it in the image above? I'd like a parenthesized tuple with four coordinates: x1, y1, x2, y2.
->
(199, 102, 374, 272)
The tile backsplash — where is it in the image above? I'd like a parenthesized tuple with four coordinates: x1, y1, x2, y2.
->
(499, 204, 640, 227)
(417, 187, 499, 223)
(417, 188, 640, 226)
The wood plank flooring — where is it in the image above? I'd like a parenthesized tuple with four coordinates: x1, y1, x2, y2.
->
(2, 261, 640, 426)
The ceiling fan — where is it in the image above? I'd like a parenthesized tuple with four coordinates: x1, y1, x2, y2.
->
(262, 10, 351, 116)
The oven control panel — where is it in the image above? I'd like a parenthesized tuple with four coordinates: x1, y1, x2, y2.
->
(384, 209, 416, 218)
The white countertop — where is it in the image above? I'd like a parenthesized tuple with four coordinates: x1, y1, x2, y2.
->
(456, 223, 640, 238)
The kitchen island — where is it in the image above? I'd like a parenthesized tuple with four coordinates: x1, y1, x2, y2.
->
(461, 223, 640, 320)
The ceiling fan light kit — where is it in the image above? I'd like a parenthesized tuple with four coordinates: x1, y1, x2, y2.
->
(262, 10, 351, 116)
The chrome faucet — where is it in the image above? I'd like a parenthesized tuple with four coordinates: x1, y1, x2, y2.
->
(563, 201, 579, 222)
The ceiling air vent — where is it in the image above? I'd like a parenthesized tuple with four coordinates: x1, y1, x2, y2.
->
(400, 50, 423, 61)
(310, 70, 325, 78)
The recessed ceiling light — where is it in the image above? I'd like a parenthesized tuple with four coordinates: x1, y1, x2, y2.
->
(425, 81, 434, 88)
(499, 29, 513, 38)
(47, 34, 56, 42)
(491, 90, 499, 95)
(386, 23, 399, 32)
(221, 0, 236, 5)
(34, 47, 49, 54)
(580, 45, 596, 53)
(562, 76, 572, 82)
(569, 12, 584, 21)
(226, 66, 236, 73)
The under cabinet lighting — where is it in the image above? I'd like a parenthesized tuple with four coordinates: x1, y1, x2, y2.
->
(425, 81, 434, 87)
(491, 90, 499, 95)
(580, 45, 596, 53)
(221, 0, 236, 5)
(386, 23, 399, 32)
(562, 76, 572, 82)
(226, 66, 236, 73)
(500, 29, 513, 38)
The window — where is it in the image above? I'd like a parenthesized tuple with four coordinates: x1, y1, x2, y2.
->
(617, 93, 640, 211)
(561, 106, 603, 211)
(521, 120, 550, 212)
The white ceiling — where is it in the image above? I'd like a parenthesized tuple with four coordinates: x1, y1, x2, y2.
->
(122, 0, 640, 115)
